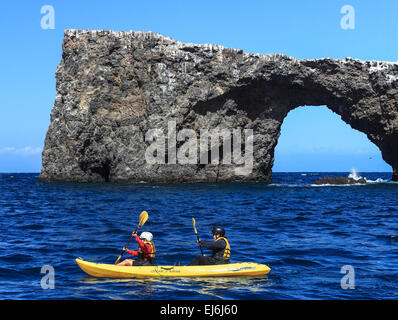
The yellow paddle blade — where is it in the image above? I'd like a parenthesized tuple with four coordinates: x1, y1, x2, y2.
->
(139, 211, 149, 227)
(115, 255, 122, 265)
(192, 217, 198, 234)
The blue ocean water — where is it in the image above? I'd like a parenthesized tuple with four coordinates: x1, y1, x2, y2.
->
(0, 172, 397, 300)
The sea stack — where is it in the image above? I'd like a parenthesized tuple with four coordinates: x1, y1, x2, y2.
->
(39, 30, 398, 183)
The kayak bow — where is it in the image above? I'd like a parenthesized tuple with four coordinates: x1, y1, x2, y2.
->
(75, 258, 270, 278)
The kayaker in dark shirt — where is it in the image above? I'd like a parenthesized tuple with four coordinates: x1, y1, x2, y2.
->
(116, 231, 156, 266)
(188, 226, 231, 266)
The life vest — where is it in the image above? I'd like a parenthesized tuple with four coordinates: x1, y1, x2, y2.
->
(215, 236, 231, 261)
(137, 240, 156, 264)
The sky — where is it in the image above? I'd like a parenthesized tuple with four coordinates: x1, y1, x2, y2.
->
(0, 0, 396, 173)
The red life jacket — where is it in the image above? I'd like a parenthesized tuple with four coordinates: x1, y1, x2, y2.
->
(137, 240, 156, 264)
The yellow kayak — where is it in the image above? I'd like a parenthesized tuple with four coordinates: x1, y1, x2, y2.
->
(75, 258, 270, 278)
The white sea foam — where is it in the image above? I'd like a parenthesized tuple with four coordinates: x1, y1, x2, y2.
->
(267, 183, 300, 187)
(348, 168, 361, 180)
(348, 168, 388, 184)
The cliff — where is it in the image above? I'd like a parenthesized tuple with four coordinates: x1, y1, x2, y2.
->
(39, 29, 398, 182)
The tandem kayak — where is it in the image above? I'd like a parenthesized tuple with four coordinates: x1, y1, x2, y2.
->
(75, 258, 270, 278)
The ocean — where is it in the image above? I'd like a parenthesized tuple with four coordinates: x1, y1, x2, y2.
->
(0, 172, 397, 300)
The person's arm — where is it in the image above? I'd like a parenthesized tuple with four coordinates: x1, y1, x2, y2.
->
(122, 234, 141, 256)
(124, 247, 138, 256)
(201, 239, 226, 250)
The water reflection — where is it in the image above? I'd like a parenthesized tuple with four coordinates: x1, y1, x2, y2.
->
(77, 275, 271, 299)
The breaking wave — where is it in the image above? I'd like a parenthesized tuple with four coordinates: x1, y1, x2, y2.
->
(348, 168, 388, 184)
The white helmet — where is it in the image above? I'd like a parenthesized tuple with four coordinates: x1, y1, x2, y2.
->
(140, 232, 153, 241)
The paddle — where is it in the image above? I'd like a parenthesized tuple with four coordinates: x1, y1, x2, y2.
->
(192, 217, 204, 256)
(115, 210, 149, 264)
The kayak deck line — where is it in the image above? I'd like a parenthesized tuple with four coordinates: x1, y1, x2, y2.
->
(75, 258, 271, 278)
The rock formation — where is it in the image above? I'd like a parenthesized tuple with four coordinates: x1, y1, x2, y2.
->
(313, 177, 367, 185)
(39, 29, 398, 183)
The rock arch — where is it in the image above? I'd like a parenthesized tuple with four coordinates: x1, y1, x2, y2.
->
(39, 30, 398, 182)
(273, 105, 388, 172)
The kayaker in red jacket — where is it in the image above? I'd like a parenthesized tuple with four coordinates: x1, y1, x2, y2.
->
(116, 232, 156, 266)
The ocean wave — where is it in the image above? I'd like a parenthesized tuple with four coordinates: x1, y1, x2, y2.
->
(270, 180, 391, 187)
(267, 183, 301, 187)
(365, 178, 389, 183)
(309, 180, 390, 187)
(309, 183, 362, 187)
(349, 168, 389, 184)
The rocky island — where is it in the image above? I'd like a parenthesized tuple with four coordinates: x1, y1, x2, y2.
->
(39, 30, 398, 183)
(313, 177, 367, 185)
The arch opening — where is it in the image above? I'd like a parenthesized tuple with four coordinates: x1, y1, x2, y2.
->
(272, 105, 393, 173)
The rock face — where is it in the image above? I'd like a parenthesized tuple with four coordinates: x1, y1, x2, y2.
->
(313, 177, 367, 185)
(39, 29, 398, 183)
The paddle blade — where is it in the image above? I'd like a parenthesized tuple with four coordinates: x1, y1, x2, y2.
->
(192, 217, 198, 234)
(139, 211, 149, 227)
(192, 217, 204, 256)
(115, 255, 122, 265)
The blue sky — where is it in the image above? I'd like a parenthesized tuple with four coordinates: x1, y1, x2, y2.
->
(0, 0, 396, 172)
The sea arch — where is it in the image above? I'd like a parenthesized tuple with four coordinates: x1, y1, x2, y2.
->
(39, 30, 398, 182)
(273, 105, 391, 173)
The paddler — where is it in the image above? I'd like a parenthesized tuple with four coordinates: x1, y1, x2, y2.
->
(188, 226, 230, 266)
(116, 231, 156, 266)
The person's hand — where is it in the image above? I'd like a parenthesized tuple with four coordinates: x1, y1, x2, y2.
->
(122, 247, 128, 252)
(132, 231, 137, 237)
(197, 240, 202, 245)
